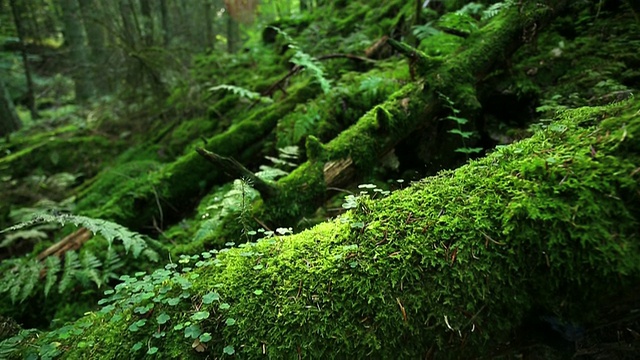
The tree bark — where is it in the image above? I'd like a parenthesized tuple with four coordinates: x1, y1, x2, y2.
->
(0, 78, 22, 137)
(226, 12, 240, 53)
(9, 0, 39, 119)
(138, 0, 154, 46)
(60, 0, 95, 102)
(159, 0, 171, 46)
(78, 0, 110, 95)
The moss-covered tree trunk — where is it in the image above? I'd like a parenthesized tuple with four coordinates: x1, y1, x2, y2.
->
(187, 0, 573, 249)
(9, 97, 639, 359)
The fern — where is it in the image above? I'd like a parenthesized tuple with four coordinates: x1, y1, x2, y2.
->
(102, 246, 124, 282)
(292, 106, 321, 144)
(0, 248, 125, 303)
(78, 250, 102, 288)
(1, 212, 157, 259)
(291, 52, 331, 93)
(481, 2, 511, 21)
(43, 256, 61, 297)
(270, 26, 331, 94)
(412, 21, 440, 40)
(59, 251, 80, 293)
(209, 84, 273, 103)
(456, 2, 485, 17)
(0, 213, 156, 302)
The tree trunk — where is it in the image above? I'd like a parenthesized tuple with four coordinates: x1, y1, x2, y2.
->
(138, 0, 154, 46)
(119, 0, 142, 89)
(159, 0, 171, 46)
(78, 0, 110, 95)
(60, 0, 95, 102)
(0, 78, 22, 137)
(204, 0, 215, 50)
(9, 0, 39, 119)
(21, 98, 640, 359)
(226, 12, 239, 53)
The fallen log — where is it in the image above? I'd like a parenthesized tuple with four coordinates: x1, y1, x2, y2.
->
(192, 0, 572, 249)
(8, 96, 639, 359)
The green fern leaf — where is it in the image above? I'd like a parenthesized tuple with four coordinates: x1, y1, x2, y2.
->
(18, 260, 42, 303)
(102, 247, 124, 283)
(1, 213, 154, 260)
(44, 256, 61, 297)
(291, 52, 331, 94)
(59, 251, 80, 293)
(79, 251, 102, 288)
(209, 85, 273, 103)
(255, 165, 289, 181)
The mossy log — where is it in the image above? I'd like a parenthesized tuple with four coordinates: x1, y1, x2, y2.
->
(0, 133, 123, 180)
(75, 84, 318, 229)
(192, 0, 572, 249)
(9, 99, 639, 359)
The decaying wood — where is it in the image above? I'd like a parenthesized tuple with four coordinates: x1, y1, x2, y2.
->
(196, 147, 278, 200)
(36, 227, 92, 261)
(323, 157, 355, 189)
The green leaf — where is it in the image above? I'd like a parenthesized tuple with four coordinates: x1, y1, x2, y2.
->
(219, 303, 231, 310)
(128, 319, 147, 332)
(131, 342, 143, 352)
(223, 345, 235, 355)
(199, 333, 212, 343)
(202, 291, 220, 304)
(156, 313, 170, 324)
(225, 318, 236, 326)
(191, 311, 210, 321)
(147, 347, 158, 355)
(184, 324, 202, 339)
(167, 297, 181, 306)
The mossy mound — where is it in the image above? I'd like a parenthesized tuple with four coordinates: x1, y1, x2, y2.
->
(5, 98, 638, 359)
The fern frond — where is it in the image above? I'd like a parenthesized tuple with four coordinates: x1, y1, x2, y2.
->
(102, 246, 124, 283)
(1, 213, 156, 260)
(412, 22, 440, 40)
(457, 2, 485, 16)
(291, 52, 331, 94)
(18, 260, 42, 303)
(278, 146, 299, 160)
(482, 2, 509, 21)
(255, 165, 289, 181)
(59, 251, 80, 293)
(43, 256, 61, 297)
(79, 251, 102, 288)
(209, 84, 273, 103)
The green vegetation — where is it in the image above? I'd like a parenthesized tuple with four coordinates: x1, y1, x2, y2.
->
(1, 0, 639, 358)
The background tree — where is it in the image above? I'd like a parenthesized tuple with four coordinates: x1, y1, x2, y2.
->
(8, 0, 38, 119)
(78, 0, 109, 95)
(60, 0, 95, 102)
(0, 78, 22, 137)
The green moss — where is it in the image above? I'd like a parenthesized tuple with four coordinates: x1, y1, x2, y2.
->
(79, 81, 318, 230)
(76, 160, 162, 213)
(13, 98, 639, 359)
(163, 117, 218, 157)
(276, 60, 409, 148)
(0, 135, 123, 180)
